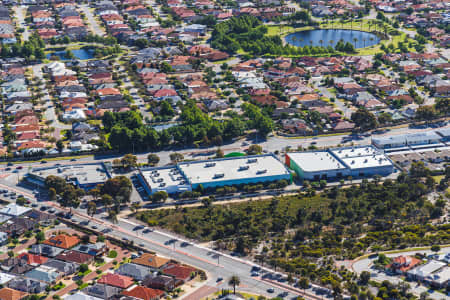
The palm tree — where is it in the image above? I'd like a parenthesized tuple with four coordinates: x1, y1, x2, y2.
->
(353, 37, 358, 48)
(369, 37, 374, 46)
(363, 38, 366, 47)
(319, 39, 323, 48)
(228, 275, 240, 294)
(329, 39, 334, 48)
(309, 40, 313, 47)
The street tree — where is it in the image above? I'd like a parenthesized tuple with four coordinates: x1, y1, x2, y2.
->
(147, 154, 160, 166)
(351, 108, 378, 131)
(87, 201, 97, 217)
(170, 152, 184, 163)
(228, 275, 240, 294)
(121, 154, 138, 169)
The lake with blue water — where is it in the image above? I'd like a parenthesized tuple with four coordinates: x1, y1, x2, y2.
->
(285, 29, 380, 49)
(46, 48, 95, 60)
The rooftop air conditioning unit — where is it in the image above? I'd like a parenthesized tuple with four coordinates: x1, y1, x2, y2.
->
(257, 169, 267, 174)
(247, 159, 257, 163)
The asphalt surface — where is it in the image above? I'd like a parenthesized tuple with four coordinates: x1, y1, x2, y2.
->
(0, 185, 333, 300)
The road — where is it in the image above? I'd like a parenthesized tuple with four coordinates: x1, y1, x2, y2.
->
(14, 6, 30, 41)
(31, 64, 72, 131)
(352, 247, 450, 299)
(311, 77, 354, 119)
(0, 183, 332, 300)
(79, 4, 106, 36)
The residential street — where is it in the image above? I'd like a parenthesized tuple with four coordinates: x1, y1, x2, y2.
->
(14, 5, 30, 41)
(80, 4, 106, 36)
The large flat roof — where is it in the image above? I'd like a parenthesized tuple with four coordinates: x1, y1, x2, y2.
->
(178, 155, 290, 185)
(140, 167, 189, 191)
(341, 154, 393, 169)
(330, 146, 379, 159)
(288, 152, 347, 172)
(31, 163, 110, 185)
(436, 127, 450, 138)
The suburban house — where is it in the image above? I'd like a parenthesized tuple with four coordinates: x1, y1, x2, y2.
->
(386, 255, 421, 274)
(132, 254, 170, 271)
(43, 234, 80, 249)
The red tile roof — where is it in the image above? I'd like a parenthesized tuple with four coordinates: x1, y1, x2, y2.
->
(43, 234, 80, 249)
(162, 263, 196, 281)
(0, 288, 28, 300)
(17, 253, 48, 265)
(55, 250, 94, 264)
(122, 286, 165, 300)
(98, 273, 134, 289)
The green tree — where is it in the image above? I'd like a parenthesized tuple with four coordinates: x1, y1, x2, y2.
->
(170, 152, 184, 163)
(147, 154, 160, 166)
(35, 231, 45, 243)
(79, 263, 89, 273)
(228, 275, 240, 294)
(121, 154, 138, 169)
(56, 140, 64, 153)
(431, 245, 441, 253)
(351, 108, 378, 131)
(359, 271, 370, 285)
(298, 277, 309, 294)
(416, 105, 437, 122)
(247, 144, 263, 155)
(87, 201, 97, 217)
(152, 191, 168, 203)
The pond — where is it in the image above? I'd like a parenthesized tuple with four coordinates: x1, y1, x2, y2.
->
(285, 29, 380, 49)
(46, 48, 95, 60)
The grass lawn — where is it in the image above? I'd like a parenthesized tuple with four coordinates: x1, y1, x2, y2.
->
(211, 56, 235, 64)
(78, 269, 92, 277)
(433, 175, 449, 193)
(52, 282, 66, 291)
(266, 25, 313, 37)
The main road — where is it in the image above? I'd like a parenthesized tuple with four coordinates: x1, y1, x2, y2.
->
(0, 184, 330, 300)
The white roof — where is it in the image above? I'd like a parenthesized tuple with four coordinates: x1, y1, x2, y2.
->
(179, 155, 290, 185)
(408, 260, 446, 277)
(140, 167, 190, 192)
(64, 292, 103, 300)
(0, 272, 15, 285)
(62, 109, 86, 121)
(330, 146, 379, 159)
(428, 266, 450, 285)
(0, 203, 31, 217)
(341, 154, 392, 169)
(288, 152, 346, 172)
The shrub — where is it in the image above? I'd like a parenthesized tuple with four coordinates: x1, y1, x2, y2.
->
(108, 250, 118, 258)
